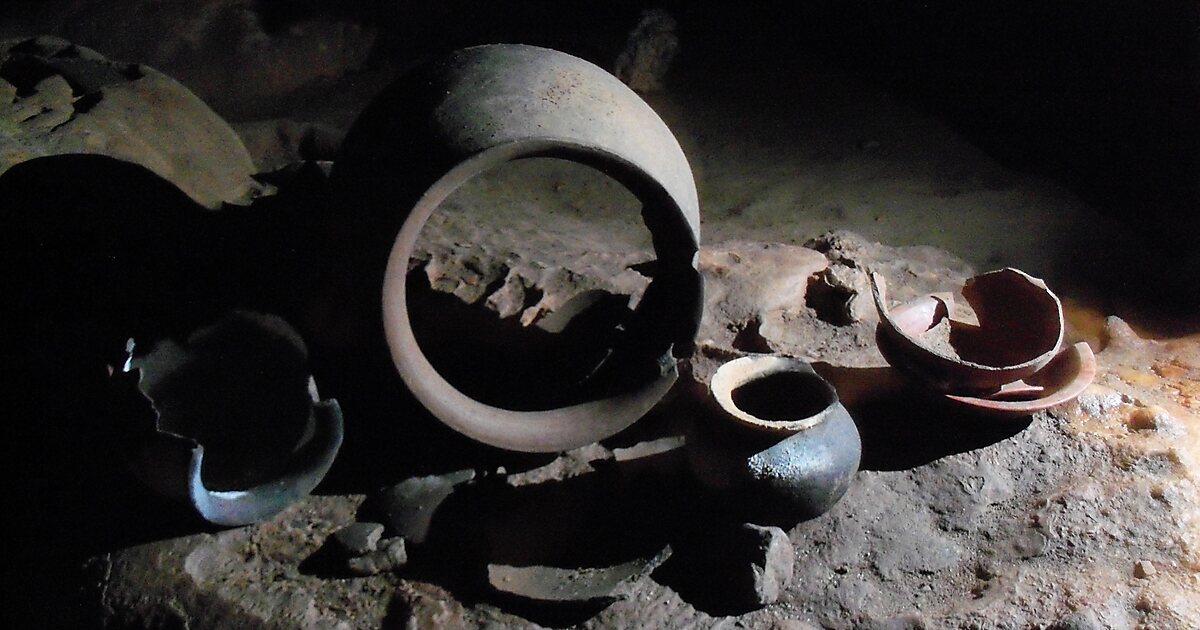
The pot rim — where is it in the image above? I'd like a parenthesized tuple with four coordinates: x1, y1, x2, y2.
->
(710, 355, 839, 434)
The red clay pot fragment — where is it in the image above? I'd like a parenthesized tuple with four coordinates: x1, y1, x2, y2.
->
(872, 268, 1092, 416)
(943, 342, 1097, 417)
(872, 268, 1064, 392)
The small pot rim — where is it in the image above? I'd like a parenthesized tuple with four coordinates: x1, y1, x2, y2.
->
(710, 355, 839, 434)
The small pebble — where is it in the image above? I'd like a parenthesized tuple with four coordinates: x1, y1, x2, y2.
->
(1134, 560, 1156, 579)
(1011, 529, 1048, 559)
(331, 522, 384, 557)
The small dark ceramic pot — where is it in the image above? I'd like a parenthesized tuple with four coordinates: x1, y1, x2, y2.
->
(687, 356, 861, 526)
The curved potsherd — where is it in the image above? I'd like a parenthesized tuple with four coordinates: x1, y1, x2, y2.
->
(487, 551, 669, 607)
(116, 311, 343, 526)
(710, 355, 840, 434)
(0, 35, 266, 209)
(872, 268, 1064, 392)
(943, 342, 1097, 417)
(333, 44, 702, 453)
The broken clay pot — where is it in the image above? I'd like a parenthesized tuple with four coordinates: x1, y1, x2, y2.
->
(871, 269, 1094, 416)
(113, 311, 343, 526)
(333, 44, 703, 453)
(687, 355, 861, 526)
(941, 342, 1097, 417)
(872, 268, 1064, 392)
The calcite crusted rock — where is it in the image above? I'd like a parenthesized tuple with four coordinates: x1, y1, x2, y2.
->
(696, 240, 829, 355)
(0, 36, 265, 209)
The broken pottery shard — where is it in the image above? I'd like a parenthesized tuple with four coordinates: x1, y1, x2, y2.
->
(872, 268, 1065, 392)
(380, 469, 475, 545)
(116, 311, 343, 526)
(943, 342, 1097, 417)
(487, 548, 669, 606)
(0, 36, 266, 209)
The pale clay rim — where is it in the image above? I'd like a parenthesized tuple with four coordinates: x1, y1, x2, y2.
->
(710, 355, 838, 434)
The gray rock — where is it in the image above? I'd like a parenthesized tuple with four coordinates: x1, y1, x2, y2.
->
(1133, 559, 1156, 578)
(331, 522, 384, 557)
(613, 9, 679, 92)
(346, 537, 408, 577)
(724, 523, 795, 608)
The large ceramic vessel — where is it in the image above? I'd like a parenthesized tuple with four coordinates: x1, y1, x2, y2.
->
(333, 44, 703, 453)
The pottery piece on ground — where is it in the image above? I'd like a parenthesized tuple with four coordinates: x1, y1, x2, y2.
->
(115, 311, 343, 526)
(487, 550, 669, 607)
(872, 268, 1065, 392)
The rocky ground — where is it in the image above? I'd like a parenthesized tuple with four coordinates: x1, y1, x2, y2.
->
(2, 7, 1197, 628)
(88, 224, 1200, 629)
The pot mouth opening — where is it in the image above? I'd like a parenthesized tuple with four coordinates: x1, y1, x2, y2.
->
(711, 356, 838, 432)
(731, 370, 835, 423)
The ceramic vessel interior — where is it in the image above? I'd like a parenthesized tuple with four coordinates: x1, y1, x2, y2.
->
(872, 268, 1065, 392)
